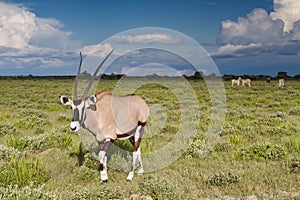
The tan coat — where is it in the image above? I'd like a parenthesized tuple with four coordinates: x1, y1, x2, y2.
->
(84, 91, 149, 142)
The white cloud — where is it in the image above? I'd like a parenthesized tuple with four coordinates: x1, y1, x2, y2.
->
(0, 2, 80, 74)
(217, 8, 285, 46)
(120, 64, 184, 76)
(81, 43, 113, 57)
(0, 2, 75, 49)
(112, 33, 181, 44)
(270, 0, 300, 32)
(211, 43, 263, 58)
(213, 0, 300, 59)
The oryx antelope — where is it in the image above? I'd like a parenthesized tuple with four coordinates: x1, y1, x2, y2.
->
(60, 51, 149, 182)
(241, 78, 251, 87)
(231, 77, 241, 86)
(278, 79, 285, 88)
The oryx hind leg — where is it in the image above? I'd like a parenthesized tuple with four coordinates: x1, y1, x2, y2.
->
(127, 125, 144, 181)
(98, 139, 113, 183)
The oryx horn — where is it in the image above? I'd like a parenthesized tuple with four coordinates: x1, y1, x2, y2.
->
(73, 52, 83, 100)
(81, 49, 114, 99)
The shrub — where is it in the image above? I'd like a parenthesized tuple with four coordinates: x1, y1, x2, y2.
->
(0, 145, 22, 161)
(288, 106, 300, 115)
(0, 121, 16, 136)
(0, 183, 56, 200)
(82, 152, 100, 170)
(0, 154, 49, 187)
(13, 108, 49, 130)
(76, 166, 97, 181)
(14, 115, 47, 129)
(285, 139, 300, 153)
(109, 152, 131, 172)
(186, 135, 207, 157)
(286, 158, 300, 173)
(206, 170, 240, 187)
(235, 143, 286, 161)
(140, 176, 180, 199)
(63, 185, 123, 200)
(6, 131, 72, 151)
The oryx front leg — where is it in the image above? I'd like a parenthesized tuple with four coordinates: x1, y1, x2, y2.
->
(127, 125, 144, 181)
(98, 139, 113, 183)
(99, 150, 108, 182)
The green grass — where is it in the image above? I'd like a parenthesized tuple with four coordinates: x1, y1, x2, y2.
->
(0, 77, 299, 199)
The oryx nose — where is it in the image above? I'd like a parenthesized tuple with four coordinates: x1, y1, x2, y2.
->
(70, 126, 77, 132)
(70, 121, 80, 132)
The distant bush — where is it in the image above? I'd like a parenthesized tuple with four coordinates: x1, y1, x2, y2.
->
(235, 143, 286, 161)
(206, 170, 240, 187)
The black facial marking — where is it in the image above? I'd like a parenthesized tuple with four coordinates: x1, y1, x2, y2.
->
(73, 108, 79, 122)
(73, 99, 82, 105)
(62, 97, 69, 104)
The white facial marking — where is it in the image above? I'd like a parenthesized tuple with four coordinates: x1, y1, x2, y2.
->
(70, 121, 80, 132)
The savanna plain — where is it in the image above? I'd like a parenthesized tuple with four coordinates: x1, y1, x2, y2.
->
(0, 77, 299, 200)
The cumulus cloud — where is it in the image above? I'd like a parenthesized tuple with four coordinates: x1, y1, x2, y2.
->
(0, 2, 80, 74)
(270, 0, 300, 32)
(0, 2, 75, 49)
(217, 8, 285, 46)
(112, 33, 181, 44)
(213, 0, 300, 59)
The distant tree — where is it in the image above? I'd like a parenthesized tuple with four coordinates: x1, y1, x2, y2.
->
(277, 71, 288, 79)
(222, 74, 235, 81)
(294, 74, 300, 79)
(193, 71, 204, 79)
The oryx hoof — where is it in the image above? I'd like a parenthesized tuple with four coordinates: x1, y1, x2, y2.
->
(101, 179, 108, 184)
(127, 172, 134, 181)
(137, 168, 144, 175)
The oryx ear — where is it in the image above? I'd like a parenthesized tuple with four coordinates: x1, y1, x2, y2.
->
(89, 95, 97, 104)
(86, 95, 97, 111)
(60, 96, 72, 105)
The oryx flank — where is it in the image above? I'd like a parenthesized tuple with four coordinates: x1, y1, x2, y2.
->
(278, 79, 285, 88)
(231, 77, 241, 86)
(241, 78, 251, 87)
(60, 51, 149, 182)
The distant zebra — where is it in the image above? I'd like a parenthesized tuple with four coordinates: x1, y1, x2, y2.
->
(231, 77, 242, 86)
(242, 79, 251, 87)
(278, 79, 285, 88)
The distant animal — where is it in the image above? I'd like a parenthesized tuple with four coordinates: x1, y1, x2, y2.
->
(266, 78, 271, 83)
(231, 77, 242, 86)
(278, 79, 285, 88)
(241, 79, 251, 87)
(60, 51, 149, 182)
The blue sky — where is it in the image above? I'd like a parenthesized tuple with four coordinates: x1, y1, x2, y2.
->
(0, 0, 300, 76)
